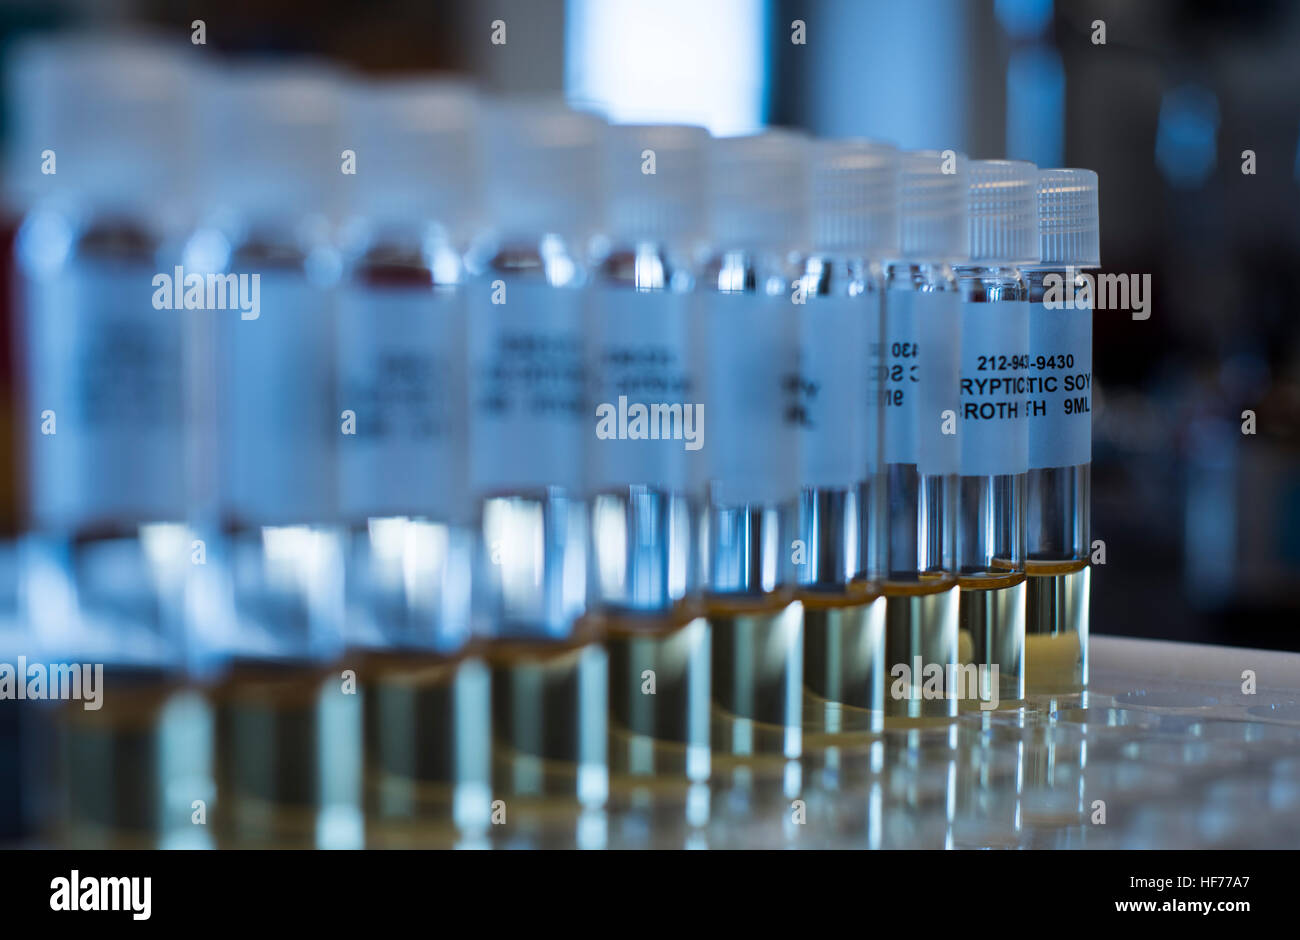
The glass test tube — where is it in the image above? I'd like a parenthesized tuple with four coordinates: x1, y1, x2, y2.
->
(13, 35, 209, 848)
(953, 159, 1039, 710)
(797, 139, 898, 737)
(1022, 168, 1100, 695)
(188, 61, 351, 849)
(468, 100, 607, 848)
(698, 131, 807, 773)
(588, 124, 712, 845)
(336, 78, 487, 848)
(879, 150, 964, 724)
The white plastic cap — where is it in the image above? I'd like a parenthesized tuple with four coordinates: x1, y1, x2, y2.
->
(343, 76, 480, 239)
(603, 123, 708, 248)
(895, 149, 968, 263)
(195, 59, 342, 223)
(480, 98, 604, 242)
(5, 32, 193, 220)
(809, 138, 900, 259)
(707, 129, 811, 253)
(1035, 168, 1100, 268)
(966, 159, 1040, 266)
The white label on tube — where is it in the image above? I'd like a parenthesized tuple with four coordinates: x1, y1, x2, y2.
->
(797, 292, 877, 490)
(958, 300, 1030, 477)
(219, 272, 336, 524)
(336, 285, 467, 522)
(1028, 302, 1092, 469)
(468, 279, 586, 496)
(586, 286, 697, 493)
(882, 289, 960, 476)
(23, 261, 186, 529)
(698, 291, 799, 507)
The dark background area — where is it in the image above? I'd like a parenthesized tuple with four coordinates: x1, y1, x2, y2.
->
(1, 0, 1297, 650)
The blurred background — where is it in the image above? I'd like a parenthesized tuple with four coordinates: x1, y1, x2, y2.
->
(1, 0, 1298, 651)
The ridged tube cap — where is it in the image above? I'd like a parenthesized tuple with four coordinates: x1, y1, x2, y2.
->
(707, 129, 811, 253)
(896, 149, 968, 263)
(6, 32, 193, 218)
(603, 123, 708, 248)
(1035, 168, 1100, 267)
(809, 138, 900, 259)
(967, 159, 1040, 265)
(344, 76, 480, 239)
(480, 98, 604, 242)
(196, 59, 343, 222)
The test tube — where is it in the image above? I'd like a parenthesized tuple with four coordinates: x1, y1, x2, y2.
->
(879, 151, 964, 724)
(797, 139, 899, 737)
(468, 100, 607, 848)
(699, 131, 807, 777)
(11, 34, 209, 848)
(954, 159, 1039, 709)
(588, 123, 711, 845)
(1022, 168, 1099, 695)
(187, 61, 351, 848)
(336, 78, 488, 848)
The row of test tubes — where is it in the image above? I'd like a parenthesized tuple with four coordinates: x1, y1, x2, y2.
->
(0, 32, 1100, 848)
